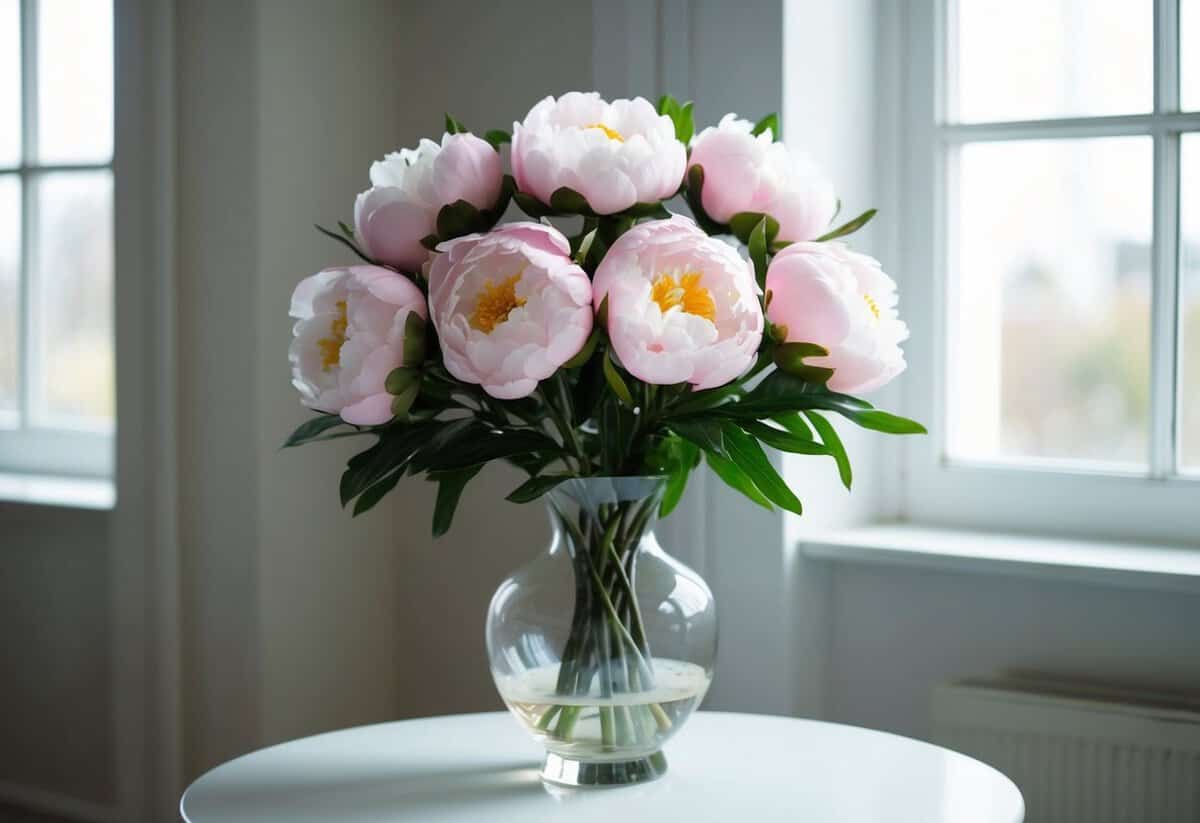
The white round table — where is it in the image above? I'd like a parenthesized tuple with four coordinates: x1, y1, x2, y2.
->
(181, 711, 1024, 822)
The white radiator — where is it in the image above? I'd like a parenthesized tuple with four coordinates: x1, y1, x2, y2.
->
(932, 677, 1200, 823)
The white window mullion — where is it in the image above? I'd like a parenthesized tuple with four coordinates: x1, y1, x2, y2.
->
(1149, 0, 1182, 477)
(17, 0, 37, 432)
(1155, 0, 1181, 113)
(1149, 132, 1182, 477)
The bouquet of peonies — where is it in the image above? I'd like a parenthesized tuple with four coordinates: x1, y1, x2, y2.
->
(285, 92, 923, 533)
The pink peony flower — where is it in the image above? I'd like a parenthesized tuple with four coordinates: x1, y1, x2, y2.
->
(688, 114, 837, 243)
(427, 223, 593, 399)
(290, 265, 428, 425)
(765, 242, 908, 393)
(512, 92, 686, 214)
(592, 216, 763, 390)
(354, 132, 503, 272)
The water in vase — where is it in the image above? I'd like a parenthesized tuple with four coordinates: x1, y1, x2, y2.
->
(496, 658, 711, 760)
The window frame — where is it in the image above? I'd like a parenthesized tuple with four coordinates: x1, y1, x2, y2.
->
(0, 0, 114, 479)
(892, 0, 1200, 544)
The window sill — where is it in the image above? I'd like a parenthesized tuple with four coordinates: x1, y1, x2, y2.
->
(799, 523, 1200, 596)
(0, 472, 115, 510)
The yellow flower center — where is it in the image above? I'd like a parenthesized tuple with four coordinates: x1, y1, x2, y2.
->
(651, 271, 716, 322)
(470, 273, 527, 333)
(584, 122, 624, 142)
(863, 293, 881, 321)
(317, 300, 348, 371)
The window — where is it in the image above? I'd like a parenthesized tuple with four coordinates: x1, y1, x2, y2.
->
(895, 0, 1200, 541)
(0, 0, 114, 479)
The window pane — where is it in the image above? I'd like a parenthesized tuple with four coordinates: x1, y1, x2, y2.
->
(954, 0, 1153, 123)
(0, 175, 18, 422)
(948, 137, 1152, 467)
(36, 0, 113, 164)
(0, 0, 19, 167)
(32, 171, 113, 428)
(1181, 135, 1200, 469)
(1185, 0, 1200, 112)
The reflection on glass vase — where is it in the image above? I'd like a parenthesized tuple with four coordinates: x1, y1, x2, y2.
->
(486, 476, 717, 788)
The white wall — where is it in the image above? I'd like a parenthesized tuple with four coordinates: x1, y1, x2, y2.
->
(169, 0, 603, 779)
(0, 506, 115, 812)
(824, 563, 1200, 740)
(253, 0, 597, 745)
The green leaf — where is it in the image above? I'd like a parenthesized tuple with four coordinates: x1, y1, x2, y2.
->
(411, 422, 565, 473)
(772, 411, 814, 439)
(283, 414, 348, 447)
(444, 113, 467, 134)
(841, 408, 927, 435)
(729, 212, 780, 246)
(389, 382, 420, 418)
(676, 101, 695, 144)
(402, 312, 426, 367)
(739, 420, 829, 456)
(734, 370, 856, 415)
(682, 165, 727, 235)
(595, 294, 610, 328)
(562, 328, 599, 369)
(314, 223, 376, 265)
(352, 469, 402, 516)
(549, 186, 593, 215)
(436, 199, 484, 240)
(748, 216, 770, 289)
(512, 191, 551, 218)
(804, 411, 852, 490)
(666, 382, 743, 416)
(733, 371, 926, 434)
(815, 208, 877, 242)
(573, 227, 598, 264)
(656, 94, 695, 144)
(704, 450, 773, 511)
(659, 439, 699, 518)
(484, 129, 511, 150)
(384, 367, 419, 396)
(506, 474, 569, 504)
(339, 422, 440, 507)
(569, 355, 604, 427)
(668, 418, 727, 457)
(431, 465, 482, 537)
(599, 395, 634, 474)
(603, 349, 634, 407)
(772, 341, 834, 383)
(622, 201, 672, 219)
(752, 112, 779, 138)
(337, 221, 357, 241)
(721, 422, 803, 514)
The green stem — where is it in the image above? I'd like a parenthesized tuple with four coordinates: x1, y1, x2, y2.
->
(587, 564, 654, 684)
(539, 385, 587, 472)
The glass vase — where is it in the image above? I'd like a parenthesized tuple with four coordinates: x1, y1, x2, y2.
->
(485, 476, 717, 788)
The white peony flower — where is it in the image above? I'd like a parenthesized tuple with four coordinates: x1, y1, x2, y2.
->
(688, 113, 837, 242)
(289, 265, 427, 424)
(512, 91, 686, 214)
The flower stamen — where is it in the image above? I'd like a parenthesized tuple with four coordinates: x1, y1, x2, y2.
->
(651, 271, 716, 322)
(863, 293, 881, 321)
(471, 273, 527, 333)
(317, 300, 348, 371)
(584, 122, 624, 142)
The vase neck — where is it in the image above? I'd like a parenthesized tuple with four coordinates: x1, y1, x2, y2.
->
(545, 477, 665, 562)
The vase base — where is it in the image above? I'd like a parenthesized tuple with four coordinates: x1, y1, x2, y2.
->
(540, 750, 667, 788)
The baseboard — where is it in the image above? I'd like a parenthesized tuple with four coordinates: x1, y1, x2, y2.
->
(0, 781, 117, 823)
